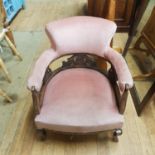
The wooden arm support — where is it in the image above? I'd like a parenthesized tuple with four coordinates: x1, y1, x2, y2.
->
(109, 66, 130, 114)
(119, 84, 129, 114)
(31, 86, 41, 115)
(113, 82, 129, 114)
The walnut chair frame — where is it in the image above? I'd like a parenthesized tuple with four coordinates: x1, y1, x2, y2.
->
(31, 53, 129, 142)
(28, 16, 133, 142)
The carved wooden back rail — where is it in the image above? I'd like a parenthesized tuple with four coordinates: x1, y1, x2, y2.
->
(31, 53, 129, 116)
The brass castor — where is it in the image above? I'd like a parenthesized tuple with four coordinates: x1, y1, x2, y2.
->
(113, 129, 122, 142)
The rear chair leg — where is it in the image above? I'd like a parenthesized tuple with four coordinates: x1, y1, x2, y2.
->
(37, 129, 47, 141)
(113, 129, 122, 142)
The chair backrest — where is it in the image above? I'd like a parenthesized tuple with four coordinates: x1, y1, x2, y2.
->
(45, 16, 117, 57)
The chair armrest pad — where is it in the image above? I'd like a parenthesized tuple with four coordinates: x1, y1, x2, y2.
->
(27, 49, 59, 91)
(105, 47, 133, 92)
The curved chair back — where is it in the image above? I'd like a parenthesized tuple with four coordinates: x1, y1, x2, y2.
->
(45, 16, 117, 57)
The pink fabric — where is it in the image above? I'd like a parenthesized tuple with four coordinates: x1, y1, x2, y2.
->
(45, 16, 117, 57)
(35, 68, 124, 133)
(27, 49, 59, 91)
(105, 47, 133, 92)
(27, 16, 133, 93)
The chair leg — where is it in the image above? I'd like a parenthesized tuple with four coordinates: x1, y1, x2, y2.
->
(37, 129, 47, 141)
(0, 88, 12, 102)
(122, 35, 134, 57)
(139, 82, 155, 115)
(130, 83, 155, 116)
(5, 29, 16, 47)
(130, 85, 141, 116)
(113, 129, 122, 142)
(4, 35, 22, 61)
(0, 58, 11, 82)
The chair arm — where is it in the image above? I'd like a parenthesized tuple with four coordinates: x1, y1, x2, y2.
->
(27, 49, 59, 91)
(112, 78, 130, 114)
(104, 47, 133, 92)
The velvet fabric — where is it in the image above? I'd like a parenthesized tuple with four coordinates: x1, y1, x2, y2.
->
(45, 16, 117, 56)
(27, 48, 133, 93)
(28, 16, 133, 92)
(105, 47, 133, 92)
(35, 68, 124, 133)
(27, 49, 59, 91)
(27, 16, 133, 133)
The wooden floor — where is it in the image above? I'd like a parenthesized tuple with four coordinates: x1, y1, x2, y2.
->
(0, 0, 155, 155)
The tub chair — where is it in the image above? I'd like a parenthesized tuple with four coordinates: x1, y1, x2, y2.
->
(27, 16, 133, 141)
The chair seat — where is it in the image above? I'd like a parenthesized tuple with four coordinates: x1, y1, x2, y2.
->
(35, 68, 124, 133)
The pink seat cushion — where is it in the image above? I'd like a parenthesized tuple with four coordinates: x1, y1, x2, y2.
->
(35, 68, 124, 133)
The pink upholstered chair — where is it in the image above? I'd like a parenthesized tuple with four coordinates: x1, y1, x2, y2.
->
(27, 16, 133, 141)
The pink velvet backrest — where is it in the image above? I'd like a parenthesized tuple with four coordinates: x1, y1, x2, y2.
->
(27, 16, 133, 92)
(45, 16, 117, 56)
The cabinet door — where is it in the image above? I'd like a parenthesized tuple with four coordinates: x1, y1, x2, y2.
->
(115, 0, 135, 26)
(88, 0, 135, 31)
